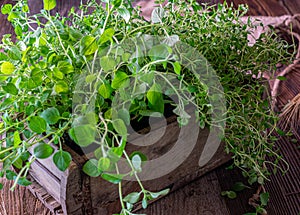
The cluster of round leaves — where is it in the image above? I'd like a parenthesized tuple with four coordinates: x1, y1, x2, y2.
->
(0, 0, 294, 214)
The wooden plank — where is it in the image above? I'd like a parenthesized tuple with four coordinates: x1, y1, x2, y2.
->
(60, 145, 86, 215)
(29, 161, 61, 203)
(137, 170, 230, 215)
(215, 162, 259, 214)
(1, 1, 300, 215)
(27, 175, 63, 214)
(264, 137, 300, 215)
(0, 167, 52, 215)
(86, 120, 230, 214)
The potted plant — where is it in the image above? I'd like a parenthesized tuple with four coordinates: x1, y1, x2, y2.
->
(0, 0, 293, 214)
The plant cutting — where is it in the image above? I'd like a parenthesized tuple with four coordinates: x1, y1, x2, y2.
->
(0, 0, 295, 214)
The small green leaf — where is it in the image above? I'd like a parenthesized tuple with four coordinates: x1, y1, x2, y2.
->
(1, 4, 12, 15)
(147, 83, 164, 113)
(53, 68, 64, 79)
(118, 109, 130, 125)
(112, 0, 122, 7)
(53, 150, 72, 171)
(54, 81, 69, 94)
(101, 173, 123, 184)
(20, 152, 30, 161)
(85, 74, 96, 83)
(13, 158, 23, 169)
(122, 52, 131, 62)
(99, 28, 115, 45)
(0, 52, 8, 61)
(112, 119, 127, 137)
(248, 176, 257, 185)
(148, 44, 171, 61)
(140, 72, 154, 85)
(107, 149, 122, 164)
(8, 47, 22, 60)
(1, 62, 15, 74)
(71, 124, 96, 147)
(98, 82, 113, 99)
(3, 83, 18, 95)
(6, 170, 17, 180)
(172, 62, 181, 75)
(257, 176, 264, 185)
(232, 182, 250, 192)
(123, 192, 141, 204)
(80, 35, 98, 56)
(100, 56, 116, 72)
(98, 157, 111, 171)
(221, 191, 228, 196)
(129, 151, 147, 162)
(41, 107, 60, 125)
(15, 26, 22, 38)
(17, 177, 32, 186)
(276, 76, 287, 81)
(83, 159, 101, 177)
(33, 143, 54, 159)
(256, 207, 267, 214)
(109, 138, 126, 159)
(28, 68, 43, 89)
(22, 5, 29, 12)
(117, 8, 130, 23)
(260, 192, 269, 206)
(43, 0, 56, 10)
(94, 147, 103, 160)
(111, 71, 129, 89)
(132, 154, 142, 172)
(69, 27, 83, 41)
(151, 7, 165, 23)
(142, 198, 148, 209)
(227, 191, 237, 199)
(57, 61, 74, 74)
(29, 116, 47, 134)
(0, 183, 3, 190)
(149, 188, 170, 199)
(276, 128, 286, 136)
(13, 131, 22, 148)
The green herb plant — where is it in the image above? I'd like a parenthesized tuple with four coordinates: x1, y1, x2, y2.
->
(0, 0, 293, 214)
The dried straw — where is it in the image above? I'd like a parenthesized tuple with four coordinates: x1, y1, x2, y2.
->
(278, 93, 300, 139)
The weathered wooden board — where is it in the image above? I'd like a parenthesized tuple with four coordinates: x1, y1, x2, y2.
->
(137, 170, 231, 215)
(0, 172, 52, 215)
(24, 114, 230, 214)
(1, 1, 300, 215)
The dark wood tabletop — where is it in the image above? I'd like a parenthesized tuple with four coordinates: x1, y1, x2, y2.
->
(0, 1, 299, 215)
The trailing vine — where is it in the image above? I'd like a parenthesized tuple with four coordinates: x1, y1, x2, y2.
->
(0, 0, 294, 214)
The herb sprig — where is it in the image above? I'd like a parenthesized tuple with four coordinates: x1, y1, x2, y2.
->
(0, 0, 293, 214)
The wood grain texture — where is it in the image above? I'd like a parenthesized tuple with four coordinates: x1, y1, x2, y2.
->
(0, 175, 52, 215)
(264, 136, 300, 215)
(138, 171, 230, 215)
(1, 0, 300, 215)
(224, 0, 300, 16)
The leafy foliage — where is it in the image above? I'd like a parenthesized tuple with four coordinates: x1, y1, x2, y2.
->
(0, 0, 293, 213)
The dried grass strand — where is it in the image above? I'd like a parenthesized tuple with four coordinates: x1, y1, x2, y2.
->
(278, 93, 300, 140)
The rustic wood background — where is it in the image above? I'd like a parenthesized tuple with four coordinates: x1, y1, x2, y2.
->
(1, 0, 300, 215)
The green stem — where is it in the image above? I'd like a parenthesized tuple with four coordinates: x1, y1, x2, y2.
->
(116, 164, 126, 210)
(102, 4, 115, 34)
(0, 147, 15, 156)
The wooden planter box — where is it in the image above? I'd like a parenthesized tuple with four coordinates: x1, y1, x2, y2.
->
(26, 114, 230, 215)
